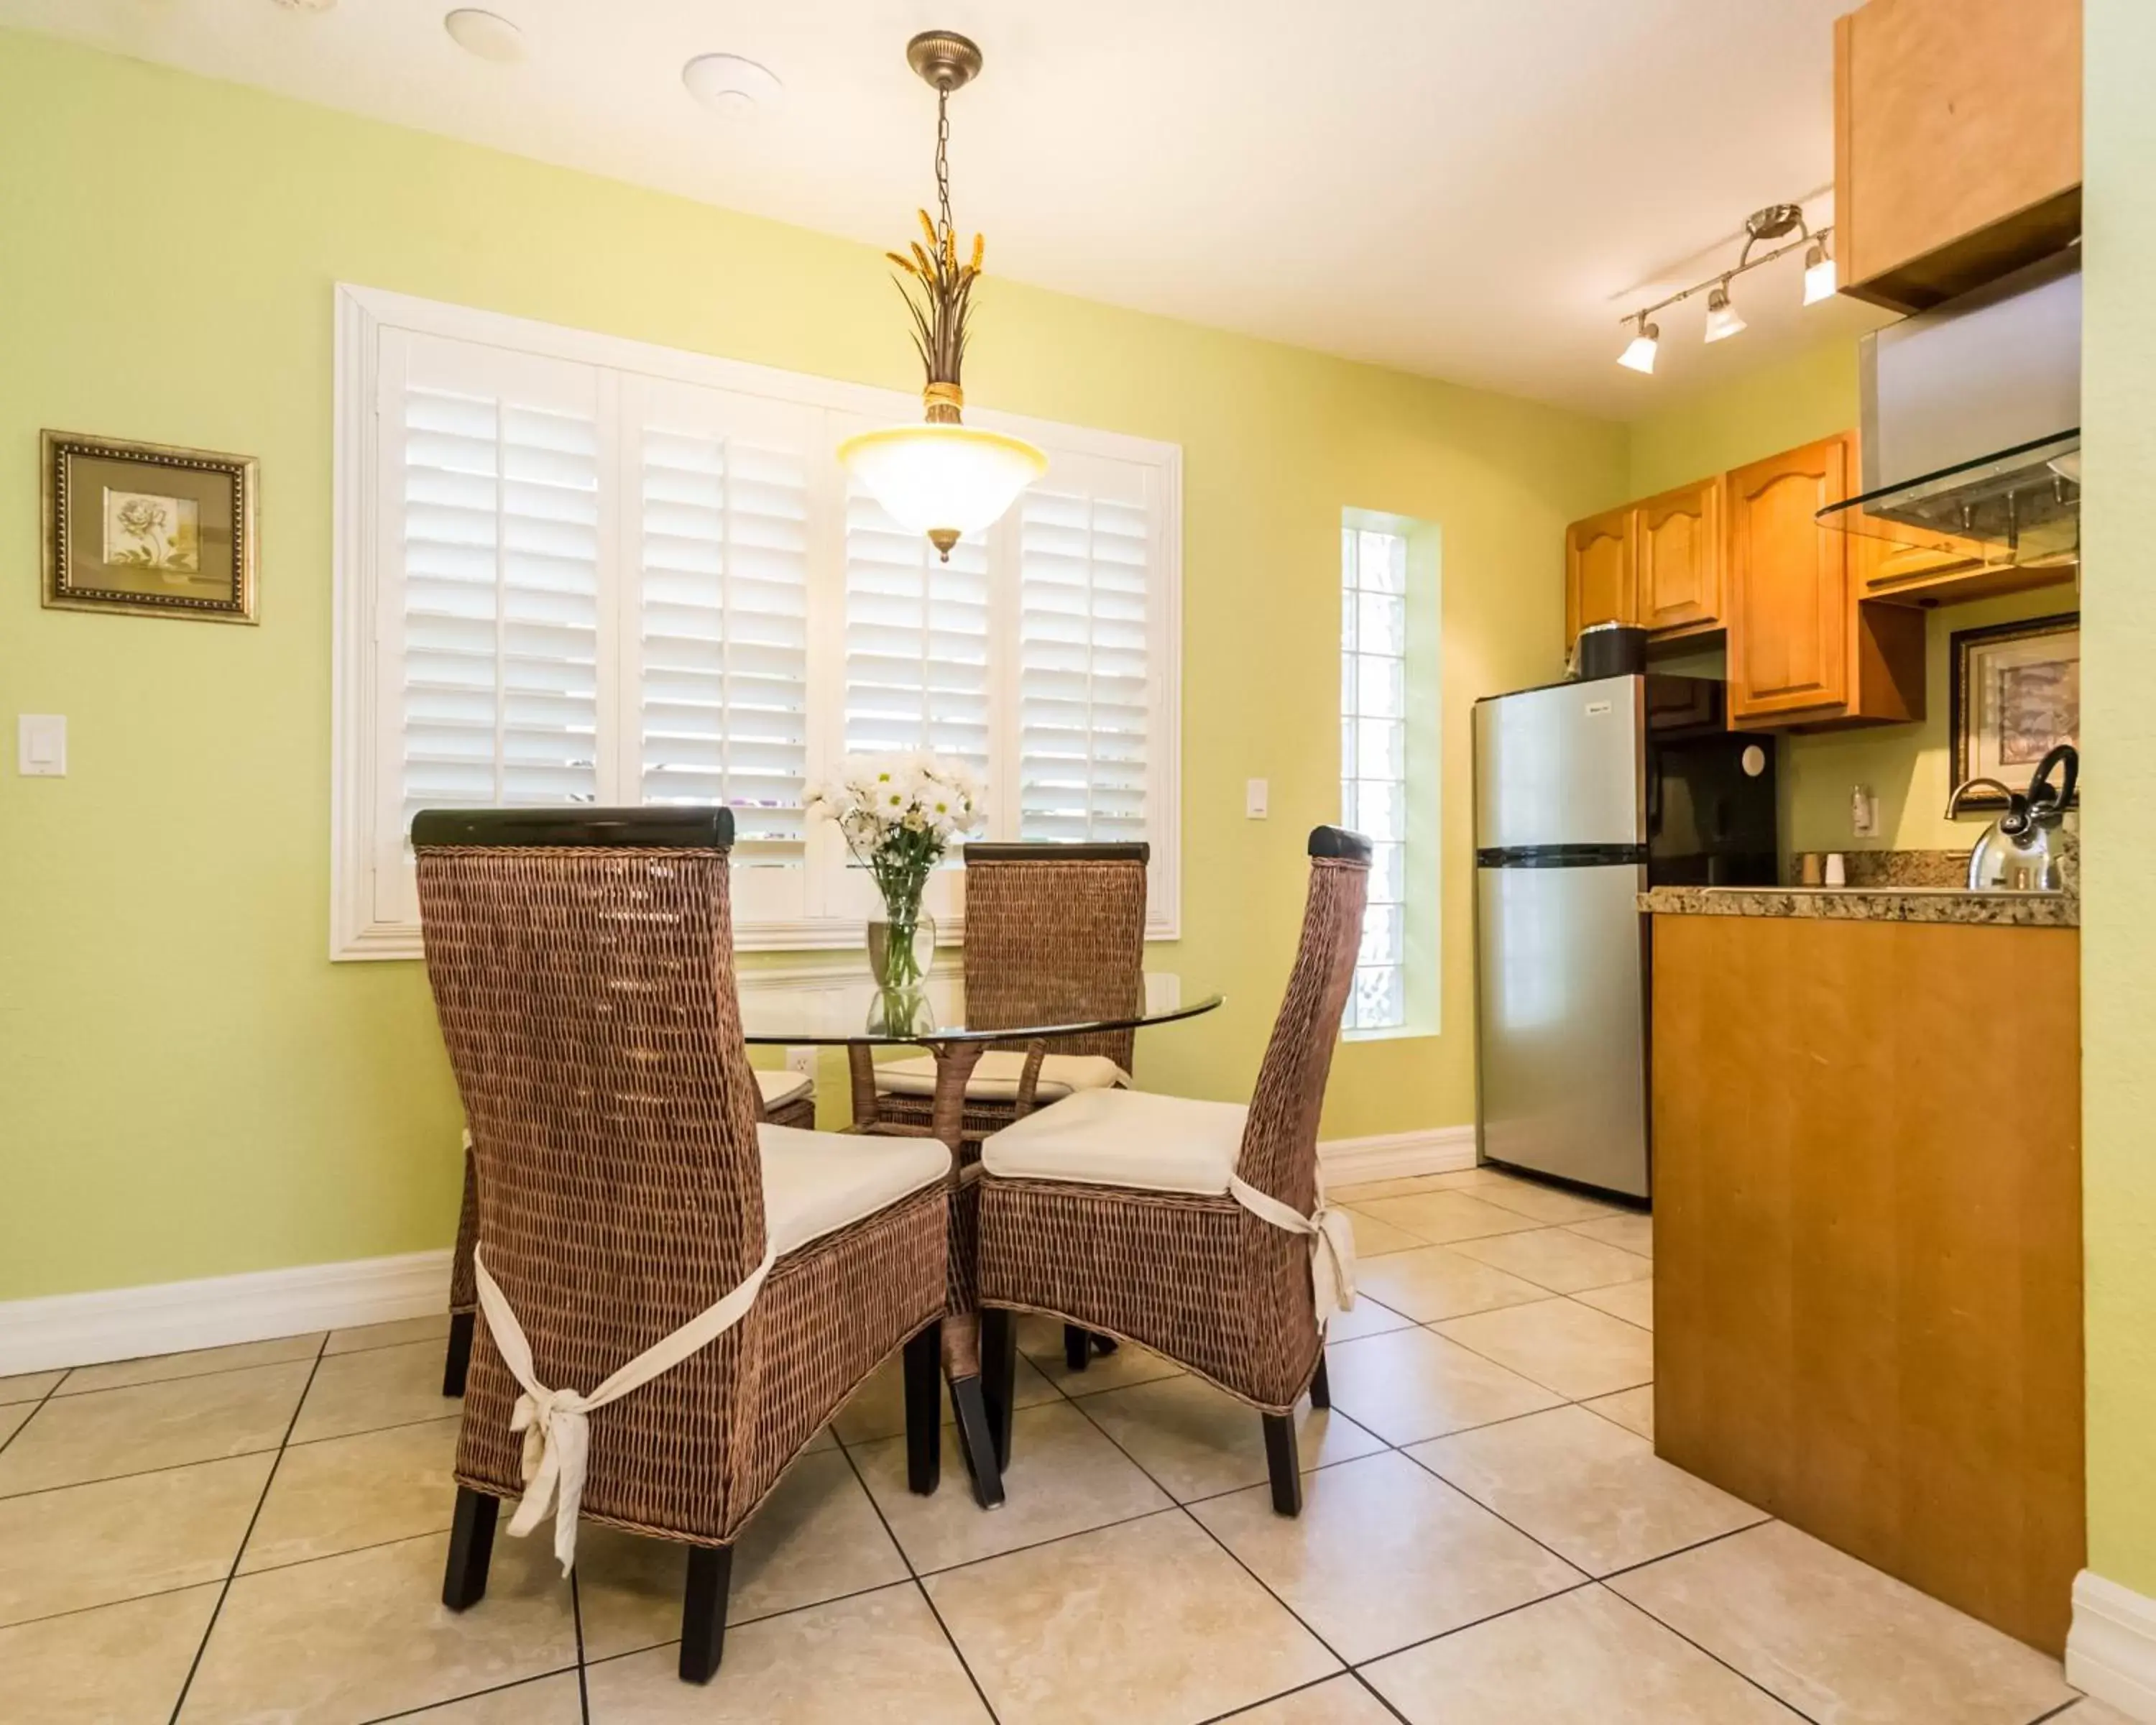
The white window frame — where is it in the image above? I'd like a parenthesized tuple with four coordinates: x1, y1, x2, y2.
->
(331, 284, 1181, 960)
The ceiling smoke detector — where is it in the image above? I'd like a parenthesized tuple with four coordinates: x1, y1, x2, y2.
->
(681, 53, 784, 115)
(443, 9, 527, 63)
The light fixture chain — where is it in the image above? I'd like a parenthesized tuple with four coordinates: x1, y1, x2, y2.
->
(934, 87, 954, 244)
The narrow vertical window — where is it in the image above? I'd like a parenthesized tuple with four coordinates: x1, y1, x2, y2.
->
(1341, 523, 1410, 1032)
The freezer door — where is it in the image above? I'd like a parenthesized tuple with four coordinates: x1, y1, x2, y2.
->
(1473, 676, 1644, 850)
(1474, 861, 1649, 1197)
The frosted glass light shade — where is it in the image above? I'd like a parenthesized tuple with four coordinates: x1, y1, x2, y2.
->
(1803, 252, 1838, 305)
(838, 423, 1048, 555)
(1617, 328, 1659, 374)
(1703, 289, 1747, 344)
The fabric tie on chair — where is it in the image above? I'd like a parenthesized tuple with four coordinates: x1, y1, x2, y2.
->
(471, 1242, 775, 1574)
(1227, 1174, 1358, 1325)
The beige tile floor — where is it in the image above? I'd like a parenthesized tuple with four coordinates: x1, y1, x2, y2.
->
(0, 1167, 2113, 1724)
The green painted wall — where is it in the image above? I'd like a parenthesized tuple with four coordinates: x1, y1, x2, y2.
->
(0, 32, 1624, 1302)
(1626, 341, 2073, 857)
(2081, 0, 2156, 1604)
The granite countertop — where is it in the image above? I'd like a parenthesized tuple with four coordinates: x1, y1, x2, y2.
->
(1640, 884, 2078, 928)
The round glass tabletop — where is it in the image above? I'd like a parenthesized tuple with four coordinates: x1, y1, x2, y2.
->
(739, 969, 1220, 1046)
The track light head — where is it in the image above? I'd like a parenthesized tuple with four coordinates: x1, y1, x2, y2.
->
(1617, 316, 1660, 374)
(1703, 279, 1746, 344)
(1802, 236, 1838, 305)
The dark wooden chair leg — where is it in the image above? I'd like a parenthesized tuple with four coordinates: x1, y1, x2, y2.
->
(1309, 1353, 1331, 1411)
(1262, 1414, 1303, 1517)
(679, 1545, 733, 1683)
(441, 1487, 498, 1610)
(903, 1320, 944, 1495)
(441, 1310, 475, 1399)
(1064, 1323, 1091, 1372)
(948, 1374, 1007, 1510)
(980, 1307, 1018, 1472)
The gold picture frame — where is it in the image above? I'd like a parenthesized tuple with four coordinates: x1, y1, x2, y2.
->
(1948, 612, 2078, 814)
(42, 430, 258, 623)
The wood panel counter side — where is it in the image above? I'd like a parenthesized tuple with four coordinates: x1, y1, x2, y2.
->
(1651, 911, 2083, 1655)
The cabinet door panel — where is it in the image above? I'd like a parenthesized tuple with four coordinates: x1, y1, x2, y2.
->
(1728, 438, 1851, 720)
(1637, 477, 1723, 634)
(1565, 507, 1634, 652)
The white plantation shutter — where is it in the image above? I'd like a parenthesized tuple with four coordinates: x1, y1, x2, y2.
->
(626, 379, 816, 850)
(1018, 459, 1155, 845)
(334, 289, 1180, 957)
(373, 331, 610, 926)
(842, 488, 993, 774)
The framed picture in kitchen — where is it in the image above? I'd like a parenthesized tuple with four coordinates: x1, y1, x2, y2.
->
(1948, 612, 2078, 814)
(41, 431, 258, 623)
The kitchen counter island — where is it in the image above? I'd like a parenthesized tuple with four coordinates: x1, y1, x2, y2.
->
(1649, 906, 2083, 1655)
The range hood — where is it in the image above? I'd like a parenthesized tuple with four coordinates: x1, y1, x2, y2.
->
(1818, 249, 2079, 569)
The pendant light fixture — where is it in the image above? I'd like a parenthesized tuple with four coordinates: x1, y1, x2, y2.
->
(838, 30, 1046, 561)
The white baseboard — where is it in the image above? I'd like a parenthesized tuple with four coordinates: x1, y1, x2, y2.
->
(4, 1128, 1476, 1379)
(1319, 1123, 1476, 1186)
(0, 1250, 452, 1377)
(2070, 1570, 2156, 1721)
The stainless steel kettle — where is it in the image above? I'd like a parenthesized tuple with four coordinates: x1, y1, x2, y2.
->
(1950, 744, 2078, 892)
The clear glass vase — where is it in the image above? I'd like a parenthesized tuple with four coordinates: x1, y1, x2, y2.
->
(867, 910, 936, 990)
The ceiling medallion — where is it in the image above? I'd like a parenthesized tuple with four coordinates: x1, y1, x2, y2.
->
(837, 30, 1046, 561)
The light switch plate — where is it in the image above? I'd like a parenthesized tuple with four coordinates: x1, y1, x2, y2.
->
(18, 714, 65, 777)
(1245, 778, 1268, 819)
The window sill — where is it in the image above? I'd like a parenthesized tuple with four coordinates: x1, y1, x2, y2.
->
(1341, 1023, 1442, 1046)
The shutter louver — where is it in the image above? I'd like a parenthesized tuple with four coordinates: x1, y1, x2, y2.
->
(1018, 485, 1151, 842)
(843, 487, 992, 773)
(398, 377, 602, 843)
(636, 421, 811, 845)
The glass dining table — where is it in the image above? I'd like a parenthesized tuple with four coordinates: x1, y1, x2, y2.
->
(740, 970, 1222, 1509)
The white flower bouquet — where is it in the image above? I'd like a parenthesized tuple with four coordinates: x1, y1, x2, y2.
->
(803, 753, 987, 987)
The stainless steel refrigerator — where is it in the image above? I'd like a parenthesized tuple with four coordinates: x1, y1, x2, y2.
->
(1471, 674, 1776, 1198)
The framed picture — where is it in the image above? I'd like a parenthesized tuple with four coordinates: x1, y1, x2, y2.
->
(42, 430, 257, 623)
(1948, 612, 2078, 814)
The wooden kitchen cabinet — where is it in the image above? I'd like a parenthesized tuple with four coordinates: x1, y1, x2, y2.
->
(1835, 0, 2081, 312)
(1634, 477, 1723, 637)
(1564, 506, 1634, 650)
(1654, 912, 2084, 1654)
(1725, 433, 1924, 727)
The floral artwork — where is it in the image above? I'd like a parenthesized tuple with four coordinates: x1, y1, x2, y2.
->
(101, 488, 201, 575)
(1948, 614, 2079, 813)
(804, 753, 987, 986)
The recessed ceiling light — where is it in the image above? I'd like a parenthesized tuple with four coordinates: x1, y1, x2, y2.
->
(682, 53, 783, 114)
(444, 9, 527, 64)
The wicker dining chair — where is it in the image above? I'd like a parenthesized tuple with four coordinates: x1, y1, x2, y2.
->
(974, 827, 1370, 1516)
(441, 1026, 817, 1398)
(847, 840, 1149, 1373)
(852, 840, 1151, 1144)
(413, 807, 949, 1684)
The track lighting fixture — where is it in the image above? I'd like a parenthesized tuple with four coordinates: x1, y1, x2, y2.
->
(1614, 203, 1832, 373)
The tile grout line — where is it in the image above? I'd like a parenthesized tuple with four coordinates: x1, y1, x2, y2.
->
(1580, 1580, 1816, 1722)
(0, 1376, 68, 1460)
(165, 1329, 333, 1725)
(569, 1565, 592, 1724)
(355, 1669, 584, 1725)
(828, 1398, 1005, 1725)
(0, 1408, 464, 1506)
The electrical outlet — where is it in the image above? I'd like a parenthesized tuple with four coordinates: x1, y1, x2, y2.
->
(1851, 783, 1879, 839)
(785, 1045, 817, 1078)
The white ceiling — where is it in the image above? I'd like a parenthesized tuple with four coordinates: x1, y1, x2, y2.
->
(3, 0, 1892, 418)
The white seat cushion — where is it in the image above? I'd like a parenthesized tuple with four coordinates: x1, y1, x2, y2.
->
(980, 1087, 1248, 1197)
(757, 1123, 947, 1259)
(757, 1067, 814, 1108)
(875, 1049, 1129, 1103)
